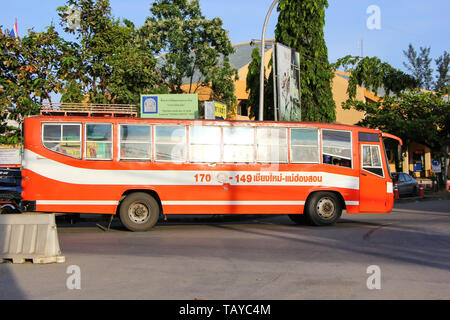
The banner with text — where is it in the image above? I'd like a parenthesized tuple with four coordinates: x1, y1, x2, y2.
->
(141, 94, 198, 119)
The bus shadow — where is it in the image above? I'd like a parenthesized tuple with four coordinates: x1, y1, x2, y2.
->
(53, 213, 450, 272)
(207, 218, 450, 272)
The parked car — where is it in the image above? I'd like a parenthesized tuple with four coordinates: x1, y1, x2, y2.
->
(0, 168, 22, 213)
(391, 172, 419, 197)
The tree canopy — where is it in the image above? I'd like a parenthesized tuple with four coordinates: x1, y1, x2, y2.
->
(0, 0, 240, 144)
(140, 0, 238, 108)
(275, 0, 336, 123)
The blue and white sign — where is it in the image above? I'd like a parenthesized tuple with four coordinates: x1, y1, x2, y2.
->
(432, 159, 441, 173)
(142, 96, 158, 114)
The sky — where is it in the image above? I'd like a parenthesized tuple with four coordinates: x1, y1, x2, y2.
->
(1, 0, 449, 74)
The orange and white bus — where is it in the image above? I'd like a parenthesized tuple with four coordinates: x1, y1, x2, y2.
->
(21, 114, 402, 231)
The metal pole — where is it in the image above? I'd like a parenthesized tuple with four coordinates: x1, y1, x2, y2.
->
(259, 0, 278, 121)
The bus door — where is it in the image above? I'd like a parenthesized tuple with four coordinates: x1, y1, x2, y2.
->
(359, 143, 389, 212)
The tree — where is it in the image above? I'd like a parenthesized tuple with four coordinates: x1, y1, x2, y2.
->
(245, 47, 274, 120)
(140, 0, 238, 109)
(402, 44, 450, 92)
(332, 53, 449, 189)
(403, 44, 434, 90)
(331, 55, 418, 107)
(275, 0, 336, 123)
(0, 25, 68, 144)
(435, 51, 450, 92)
(57, 0, 161, 105)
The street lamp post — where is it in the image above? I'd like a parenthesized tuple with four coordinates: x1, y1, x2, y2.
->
(259, 0, 278, 121)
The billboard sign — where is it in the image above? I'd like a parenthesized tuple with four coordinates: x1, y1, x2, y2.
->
(204, 101, 227, 120)
(140, 94, 198, 119)
(274, 42, 301, 122)
(432, 159, 441, 173)
(0, 148, 21, 167)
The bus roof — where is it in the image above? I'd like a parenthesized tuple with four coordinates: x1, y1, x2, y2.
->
(27, 114, 381, 132)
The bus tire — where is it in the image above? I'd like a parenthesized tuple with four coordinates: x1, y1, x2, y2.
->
(119, 192, 160, 232)
(305, 192, 342, 226)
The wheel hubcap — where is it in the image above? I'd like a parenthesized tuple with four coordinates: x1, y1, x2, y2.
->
(316, 197, 335, 220)
(128, 202, 150, 224)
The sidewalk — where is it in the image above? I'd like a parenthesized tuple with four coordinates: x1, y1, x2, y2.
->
(395, 190, 450, 203)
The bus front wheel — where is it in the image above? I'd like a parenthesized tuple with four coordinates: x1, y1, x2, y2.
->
(119, 192, 160, 232)
(305, 192, 342, 226)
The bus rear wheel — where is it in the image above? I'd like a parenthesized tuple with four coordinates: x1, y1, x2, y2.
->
(119, 192, 160, 232)
(305, 192, 342, 226)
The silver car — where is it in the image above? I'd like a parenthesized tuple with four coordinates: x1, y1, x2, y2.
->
(391, 173, 419, 197)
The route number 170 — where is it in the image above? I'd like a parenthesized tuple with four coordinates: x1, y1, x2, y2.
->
(194, 173, 212, 183)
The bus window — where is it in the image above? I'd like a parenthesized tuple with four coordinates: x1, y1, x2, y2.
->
(223, 127, 255, 163)
(362, 144, 384, 177)
(322, 129, 352, 168)
(42, 123, 81, 159)
(290, 128, 319, 163)
(155, 125, 186, 162)
(189, 126, 221, 163)
(119, 124, 152, 160)
(256, 127, 288, 163)
(359, 132, 379, 142)
(85, 123, 113, 160)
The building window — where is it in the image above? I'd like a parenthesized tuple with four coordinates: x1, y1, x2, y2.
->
(42, 123, 81, 159)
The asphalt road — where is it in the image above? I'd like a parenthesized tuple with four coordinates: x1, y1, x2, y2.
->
(1, 199, 449, 300)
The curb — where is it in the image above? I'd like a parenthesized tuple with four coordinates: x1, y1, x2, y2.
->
(395, 194, 450, 203)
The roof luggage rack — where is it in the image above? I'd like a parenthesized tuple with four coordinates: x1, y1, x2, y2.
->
(40, 102, 138, 117)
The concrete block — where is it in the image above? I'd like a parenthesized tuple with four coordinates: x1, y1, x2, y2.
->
(0, 214, 65, 264)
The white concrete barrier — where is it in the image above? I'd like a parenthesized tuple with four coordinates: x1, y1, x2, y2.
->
(0, 214, 65, 264)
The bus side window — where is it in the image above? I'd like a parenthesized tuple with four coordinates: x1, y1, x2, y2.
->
(322, 129, 352, 168)
(155, 125, 186, 162)
(119, 124, 152, 160)
(256, 127, 288, 163)
(290, 128, 319, 163)
(85, 123, 113, 160)
(42, 123, 81, 159)
(362, 144, 384, 177)
(189, 126, 221, 163)
(223, 127, 255, 163)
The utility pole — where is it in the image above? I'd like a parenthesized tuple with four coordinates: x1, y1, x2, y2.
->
(259, 0, 278, 121)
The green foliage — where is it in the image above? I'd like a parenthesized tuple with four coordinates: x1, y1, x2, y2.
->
(435, 51, 450, 92)
(403, 44, 450, 92)
(57, 0, 161, 105)
(275, 0, 336, 123)
(140, 0, 238, 108)
(246, 47, 274, 120)
(0, 25, 69, 143)
(331, 55, 418, 107)
(403, 44, 433, 91)
(347, 89, 449, 154)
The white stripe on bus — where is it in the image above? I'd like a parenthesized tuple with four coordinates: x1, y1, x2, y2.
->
(23, 149, 360, 189)
(36, 200, 119, 205)
(36, 200, 359, 206)
(163, 200, 360, 206)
